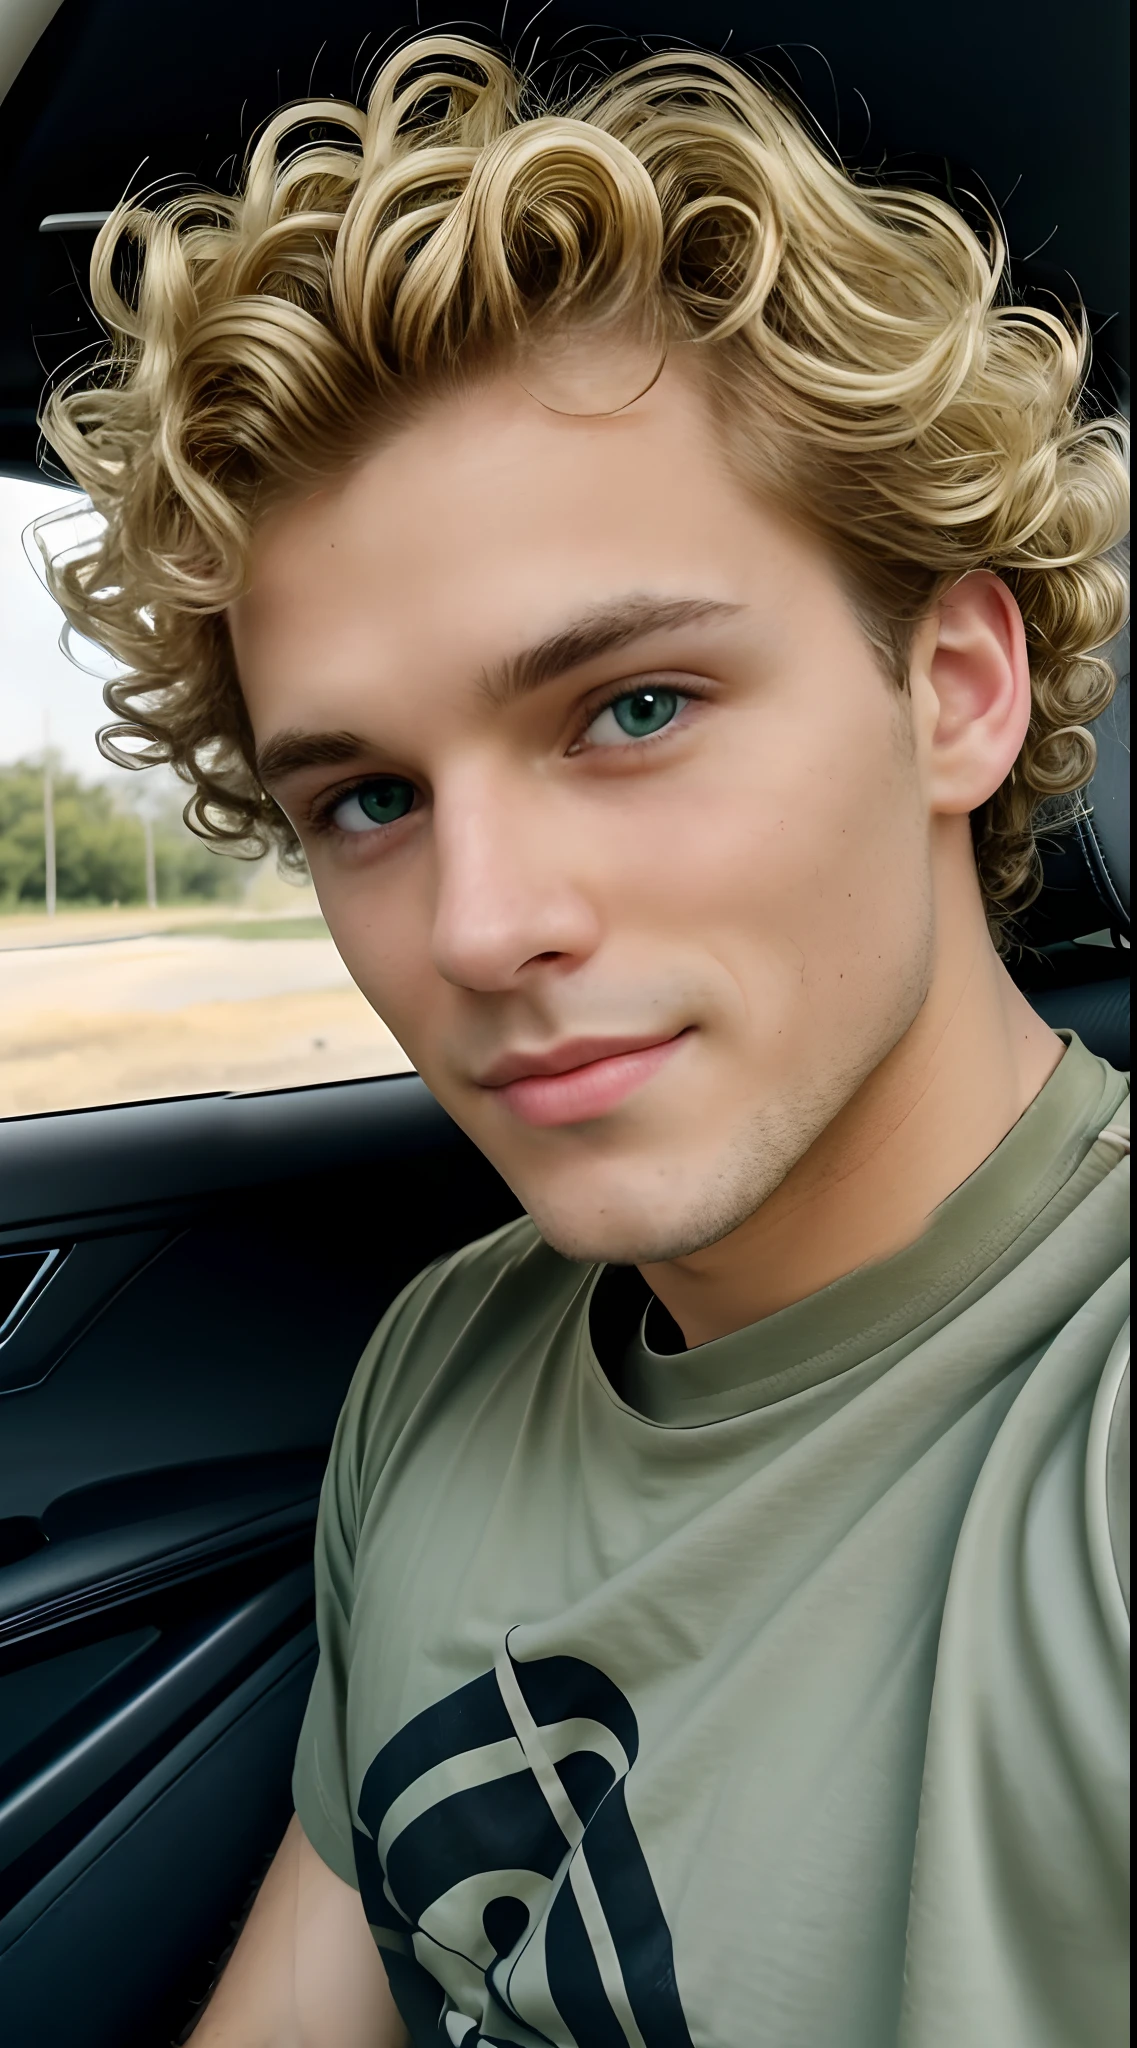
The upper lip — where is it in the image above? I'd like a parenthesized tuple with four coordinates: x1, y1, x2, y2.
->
(477, 1031, 683, 1089)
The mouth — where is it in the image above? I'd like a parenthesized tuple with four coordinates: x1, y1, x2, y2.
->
(478, 1029, 691, 1128)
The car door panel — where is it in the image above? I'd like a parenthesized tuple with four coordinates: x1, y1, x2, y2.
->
(0, 1233, 174, 1398)
(0, 1073, 518, 2047)
(0, 1623, 317, 2048)
(0, 1563, 314, 1900)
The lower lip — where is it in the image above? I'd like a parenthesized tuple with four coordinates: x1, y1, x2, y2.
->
(491, 1034, 687, 1128)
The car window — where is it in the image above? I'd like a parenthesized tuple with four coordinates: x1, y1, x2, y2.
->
(0, 475, 412, 1117)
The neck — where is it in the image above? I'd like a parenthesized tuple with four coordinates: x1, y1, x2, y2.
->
(640, 836, 1064, 1347)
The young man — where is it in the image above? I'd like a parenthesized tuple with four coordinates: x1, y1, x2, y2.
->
(43, 36, 1128, 2048)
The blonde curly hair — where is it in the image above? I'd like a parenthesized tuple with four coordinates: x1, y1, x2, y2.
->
(39, 34, 1128, 930)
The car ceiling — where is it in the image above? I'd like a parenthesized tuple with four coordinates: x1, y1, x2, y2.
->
(0, 0, 1129, 483)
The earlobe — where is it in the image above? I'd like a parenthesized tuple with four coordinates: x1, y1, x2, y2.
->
(924, 572, 1032, 816)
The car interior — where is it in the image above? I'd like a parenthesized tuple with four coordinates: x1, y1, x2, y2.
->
(0, 3, 1129, 2042)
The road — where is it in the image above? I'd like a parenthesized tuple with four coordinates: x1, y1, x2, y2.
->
(0, 926, 412, 1117)
(1, 929, 358, 1010)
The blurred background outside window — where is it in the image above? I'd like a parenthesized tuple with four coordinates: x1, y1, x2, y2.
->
(0, 474, 412, 1117)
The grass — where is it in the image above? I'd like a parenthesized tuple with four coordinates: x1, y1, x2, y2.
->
(156, 916, 331, 942)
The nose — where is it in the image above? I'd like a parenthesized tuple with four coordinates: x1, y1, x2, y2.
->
(429, 768, 601, 992)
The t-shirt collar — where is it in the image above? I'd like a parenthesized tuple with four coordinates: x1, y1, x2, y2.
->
(604, 1033, 1125, 1425)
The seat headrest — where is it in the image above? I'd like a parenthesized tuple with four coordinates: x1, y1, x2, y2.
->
(1014, 636, 1130, 949)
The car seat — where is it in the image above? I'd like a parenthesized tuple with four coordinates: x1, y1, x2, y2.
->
(1011, 639, 1130, 1068)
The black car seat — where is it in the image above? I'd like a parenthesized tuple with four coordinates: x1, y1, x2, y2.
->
(1011, 639, 1130, 1068)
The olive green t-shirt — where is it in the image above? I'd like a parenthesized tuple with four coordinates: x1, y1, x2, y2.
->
(293, 1035, 1130, 2048)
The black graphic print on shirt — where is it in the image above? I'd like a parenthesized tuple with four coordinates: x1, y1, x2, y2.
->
(351, 1638, 694, 2048)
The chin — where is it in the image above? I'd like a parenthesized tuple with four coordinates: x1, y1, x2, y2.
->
(477, 987, 935, 1269)
(515, 1152, 786, 1269)
(527, 1209, 682, 1268)
(503, 1046, 898, 1268)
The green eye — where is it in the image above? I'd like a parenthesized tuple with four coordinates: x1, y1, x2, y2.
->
(335, 777, 415, 834)
(589, 686, 683, 747)
(613, 687, 679, 737)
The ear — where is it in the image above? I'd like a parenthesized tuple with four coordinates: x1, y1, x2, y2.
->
(914, 572, 1032, 815)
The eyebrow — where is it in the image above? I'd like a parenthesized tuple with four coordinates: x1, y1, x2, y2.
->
(256, 728, 370, 787)
(480, 593, 744, 706)
(255, 593, 744, 786)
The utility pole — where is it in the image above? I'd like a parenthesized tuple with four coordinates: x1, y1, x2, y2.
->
(143, 812, 157, 909)
(43, 711, 56, 918)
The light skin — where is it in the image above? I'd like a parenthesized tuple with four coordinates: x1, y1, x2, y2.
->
(198, 344, 1061, 2040)
(189, 1814, 407, 2046)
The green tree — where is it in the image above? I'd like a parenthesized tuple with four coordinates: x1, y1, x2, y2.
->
(0, 759, 243, 907)
(0, 762, 48, 903)
(129, 778, 245, 904)
(153, 819, 244, 903)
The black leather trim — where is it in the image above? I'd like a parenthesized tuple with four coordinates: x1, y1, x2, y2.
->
(1014, 666, 1130, 950)
(1076, 667, 1130, 929)
(1026, 978, 1130, 1071)
(1073, 806, 1128, 929)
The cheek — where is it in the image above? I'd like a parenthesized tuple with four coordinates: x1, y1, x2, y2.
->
(619, 706, 918, 911)
(606, 699, 928, 1006)
(311, 871, 439, 1040)
(768, 742, 931, 1014)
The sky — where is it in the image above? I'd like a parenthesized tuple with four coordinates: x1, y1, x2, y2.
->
(0, 473, 290, 891)
(1, 473, 110, 776)
(0, 473, 131, 780)
(0, 472, 203, 833)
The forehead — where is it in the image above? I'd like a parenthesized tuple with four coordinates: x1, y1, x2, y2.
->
(229, 353, 821, 724)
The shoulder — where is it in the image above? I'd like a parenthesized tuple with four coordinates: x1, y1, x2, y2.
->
(903, 1294, 1130, 2037)
(331, 1216, 592, 1498)
(363, 1213, 580, 1376)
